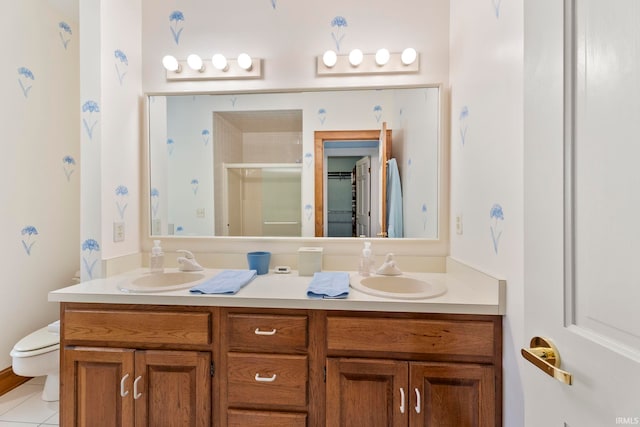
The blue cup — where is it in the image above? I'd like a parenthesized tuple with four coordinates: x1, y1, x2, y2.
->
(247, 251, 271, 275)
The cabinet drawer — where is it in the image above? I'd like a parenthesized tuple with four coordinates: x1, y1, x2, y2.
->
(64, 309, 211, 346)
(227, 313, 308, 353)
(227, 409, 306, 427)
(327, 316, 496, 359)
(227, 353, 308, 408)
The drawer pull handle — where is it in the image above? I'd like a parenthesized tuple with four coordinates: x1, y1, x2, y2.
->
(133, 375, 142, 399)
(414, 388, 421, 414)
(400, 387, 406, 414)
(120, 373, 129, 397)
(254, 328, 277, 336)
(254, 373, 277, 382)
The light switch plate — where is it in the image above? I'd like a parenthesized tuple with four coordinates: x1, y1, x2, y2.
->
(113, 222, 125, 242)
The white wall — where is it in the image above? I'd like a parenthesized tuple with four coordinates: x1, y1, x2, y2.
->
(449, 1, 524, 426)
(0, 1, 80, 368)
(79, 0, 142, 281)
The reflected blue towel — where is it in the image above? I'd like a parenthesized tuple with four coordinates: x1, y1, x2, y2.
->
(190, 270, 257, 294)
(306, 272, 350, 299)
(386, 158, 404, 238)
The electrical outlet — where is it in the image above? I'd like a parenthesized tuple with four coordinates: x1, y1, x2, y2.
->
(455, 215, 463, 235)
(196, 207, 205, 218)
(113, 222, 125, 242)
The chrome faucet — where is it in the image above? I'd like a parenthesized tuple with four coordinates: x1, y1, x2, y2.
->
(177, 250, 203, 271)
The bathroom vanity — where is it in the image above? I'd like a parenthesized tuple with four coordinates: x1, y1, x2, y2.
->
(51, 259, 505, 426)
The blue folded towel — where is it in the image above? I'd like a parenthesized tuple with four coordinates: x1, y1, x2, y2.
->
(306, 272, 350, 299)
(189, 270, 257, 295)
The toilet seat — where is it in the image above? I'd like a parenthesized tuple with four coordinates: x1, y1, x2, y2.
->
(10, 326, 60, 357)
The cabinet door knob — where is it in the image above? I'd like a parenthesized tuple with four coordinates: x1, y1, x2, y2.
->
(399, 387, 406, 414)
(254, 373, 277, 382)
(254, 328, 277, 336)
(133, 375, 143, 399)
(414, 388, 421, 414)
(120, 373, 130, 397)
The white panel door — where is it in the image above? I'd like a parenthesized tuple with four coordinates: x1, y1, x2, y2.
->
(355, 156, 371, 237)
(524, 1, 640, 425)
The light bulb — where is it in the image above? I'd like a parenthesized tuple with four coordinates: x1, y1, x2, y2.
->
(187, 54, 204, 71)
(348, 49, 363, 67)
(237, 53, 253, 70)
(162, 55, 181, 72)
(375, 48, 390, 66)
(322, 50, 337, 68)
(401, 48, 417, 65)
(212, 54, 228, 71)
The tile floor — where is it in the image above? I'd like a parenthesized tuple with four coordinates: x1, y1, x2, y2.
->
(0, 377, 58, 426)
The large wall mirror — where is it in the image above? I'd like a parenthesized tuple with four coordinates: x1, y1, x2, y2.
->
(147, 87, 441, 239)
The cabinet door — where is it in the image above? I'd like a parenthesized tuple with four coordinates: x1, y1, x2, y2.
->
(326, 358, 408, 427)
(410, 362, 495, 427)
(62, 347, 135, 427)
(134, 350, 211, 427)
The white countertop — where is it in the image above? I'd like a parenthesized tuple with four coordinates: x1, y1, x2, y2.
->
(49, 259, 505, 315)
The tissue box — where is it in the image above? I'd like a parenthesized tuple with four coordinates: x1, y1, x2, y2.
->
(298, 247, 323, 276)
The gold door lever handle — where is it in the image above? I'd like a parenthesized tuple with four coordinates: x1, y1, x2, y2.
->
(521, 336, 572, 385)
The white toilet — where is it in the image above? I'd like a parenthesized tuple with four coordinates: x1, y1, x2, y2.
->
(10, 321, 60, 401)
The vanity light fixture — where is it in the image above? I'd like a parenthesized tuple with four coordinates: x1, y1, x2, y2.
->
(163, 53, 262, 81)
(401, 47, 417, 66)
(186, 54, 205, 72)
(348, 49, 364, 67)
(162, 55, 181, 72)
(316, 48, 419, 76)
(322, 50, 338, 68)
(375, 48, 390, 66)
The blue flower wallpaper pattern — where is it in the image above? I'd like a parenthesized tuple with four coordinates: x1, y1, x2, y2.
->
(493, 0, 502, 18)
(82, 100, 100, 139)
(151, 188, 160, 218)
(169, 10, 185, 45)
(318, 108, 327, 124)
(21, 225, 38, 255)
(202, 129, 210, 145)
(115, 185, 129, 220)
(373, 105, 382, 123)
(114, 49, 128, 85)
(17, 67, 35, 98)
(62, 155, 76, 181)
(82, 238, 101, 279)
(58, 21, 72, 49)
(167, 138, 175, 155)
(490, 203, 504, 253)
(191, 178, 199, 195)
(459, 105, 469, 146)
(331, 16, 348, 52)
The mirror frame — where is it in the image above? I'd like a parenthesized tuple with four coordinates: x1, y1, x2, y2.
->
(141, 85, 450, 258)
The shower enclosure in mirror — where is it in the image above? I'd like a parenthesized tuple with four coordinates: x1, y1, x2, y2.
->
(147, 87, 440, 238)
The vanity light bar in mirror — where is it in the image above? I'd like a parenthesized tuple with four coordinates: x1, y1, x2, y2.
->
(317, 48, 419, 76)
(162, 54, 262, 81)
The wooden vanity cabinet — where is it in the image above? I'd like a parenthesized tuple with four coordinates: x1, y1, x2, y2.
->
(59, 303, 214, 427)
(59, 303, 501, 427)
(325, 312, 502, 427)
(219, 309, 319, 427)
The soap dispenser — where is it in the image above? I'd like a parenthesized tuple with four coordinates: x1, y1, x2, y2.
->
(358, 241, 373, 277)
(150, 240, 165, 273)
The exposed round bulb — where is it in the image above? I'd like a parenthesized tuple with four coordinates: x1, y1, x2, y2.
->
(322, 50, 338, 68)
(375, 48, 390, 66)
(187, 54, 204, 71)
(401, 47, 417, 65)
(162, 55, 180, 72)
(237, 53, 253, 70)
(348, 49, 364, 67)
(211, 54, 228, 71)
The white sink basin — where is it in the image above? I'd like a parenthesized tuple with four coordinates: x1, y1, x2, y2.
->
(350, 275, 446, 300)
(118, 271, 206, 293)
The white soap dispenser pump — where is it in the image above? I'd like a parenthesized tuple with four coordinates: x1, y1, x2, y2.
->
(150, 240, 165, 273)
(358, 241, 373, 277)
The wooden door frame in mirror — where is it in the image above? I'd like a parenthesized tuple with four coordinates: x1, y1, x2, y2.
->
(314, 129, 393, 237)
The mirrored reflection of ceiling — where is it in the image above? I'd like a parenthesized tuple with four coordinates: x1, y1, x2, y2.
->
(215, 110, 302, 132)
